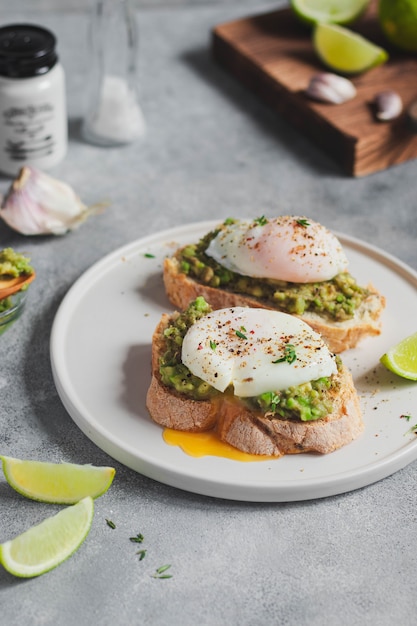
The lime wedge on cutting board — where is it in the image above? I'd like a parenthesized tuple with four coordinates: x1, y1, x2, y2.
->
(0, 456, 115, 504)
(380, 333, 417, 380)
(0, 497, 94, 578)
(313, 22, 388, 74)
(291, 0, 371, 26)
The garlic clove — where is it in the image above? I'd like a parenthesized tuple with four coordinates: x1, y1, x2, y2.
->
(0, 166, 105, 236)
(373, 91, 403, 121)
(305, 73, 357, 104)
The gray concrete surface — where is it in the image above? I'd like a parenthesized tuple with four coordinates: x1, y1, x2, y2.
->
(1, 2, 417, 625)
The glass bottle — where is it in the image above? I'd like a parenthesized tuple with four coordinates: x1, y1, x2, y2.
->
(82, 0, 146, 146)
(0, 24, 67, 177)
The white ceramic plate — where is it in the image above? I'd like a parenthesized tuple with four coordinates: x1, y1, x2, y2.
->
(50, 221, 417, 502)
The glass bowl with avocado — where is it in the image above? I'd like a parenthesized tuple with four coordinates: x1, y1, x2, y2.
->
(0, 290, 28, 335)
(0, 248, 35, 335)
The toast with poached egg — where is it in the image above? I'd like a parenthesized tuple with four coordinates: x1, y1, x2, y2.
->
(146, 297, 363, 457)
(163, 216, 385, 353)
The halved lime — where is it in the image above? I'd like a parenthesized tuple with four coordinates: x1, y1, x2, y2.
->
(291, 0, 371, 26)
(0, 497, 94, 578)
(0, 456, 115, 504)
(379, 0, 417, 53)
(380, 332, 417, 380)
(313, 23, 389, 74)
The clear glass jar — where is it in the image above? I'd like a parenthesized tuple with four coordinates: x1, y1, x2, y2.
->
(0, 24, 67, 177)
(82, 0, 146, 146)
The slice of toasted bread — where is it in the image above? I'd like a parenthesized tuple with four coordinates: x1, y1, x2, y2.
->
(146, 309, 364, 457)
(146, 314, 217, 432)
(163, 256, 385, 354)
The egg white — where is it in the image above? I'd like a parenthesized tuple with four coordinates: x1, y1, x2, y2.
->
(181, 307, 337, 398)
(205, 216, 348, 283)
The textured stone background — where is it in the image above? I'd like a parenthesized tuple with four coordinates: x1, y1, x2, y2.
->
(1, 2, 417, 625)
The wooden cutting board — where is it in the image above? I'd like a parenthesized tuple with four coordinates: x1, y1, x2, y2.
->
(211, 3, 417, 176)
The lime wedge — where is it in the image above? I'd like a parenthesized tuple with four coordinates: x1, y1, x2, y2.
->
(313, 23, 388, 74)
(0, 497, 94, 578)
(291, 0, 371, 26)
(378, 0, 417, 53)
(0, 456, 115, 504)
(380, 332, 417, 380)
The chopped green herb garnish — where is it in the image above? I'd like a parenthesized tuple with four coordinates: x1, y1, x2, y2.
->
(144, 253, 155, 258)
(152, 564, 173, 579)
(235, 329, 247, 340)
(106, 519, 116, 529)
(130, 533, 144, 544)
(223, 217, 235, 225)
(137, 549, 147, 561)
(401, 414, 412, 421)
(269, 392, 280, 412)
(254, 215, 268, 226)
(210, 340, 217, 350)
(272, 344, 297, 364)
(296, 219, 310, 227)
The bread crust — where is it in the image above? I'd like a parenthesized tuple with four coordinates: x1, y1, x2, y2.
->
(163, 256, 385, 354)
(146, 310, 364, 457)
(146, 314, 217, 432)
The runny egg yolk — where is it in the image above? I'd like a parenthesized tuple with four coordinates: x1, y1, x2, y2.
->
(163, 428, 276, 462)
(205, 215, 348, 283)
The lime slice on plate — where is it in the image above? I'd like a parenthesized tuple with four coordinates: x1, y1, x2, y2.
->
(291, 0, 371, 26)
(0, 456, 115, 504)
(0, 497, 94, 578)
(380, 332, 417, 380)
(313, 22, 388, 74)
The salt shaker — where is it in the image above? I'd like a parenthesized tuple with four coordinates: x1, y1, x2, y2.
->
(0, 24, 67, 177)
(82, 0, 146, 146)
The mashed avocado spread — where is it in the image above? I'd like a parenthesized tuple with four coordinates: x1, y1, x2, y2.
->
(175, 219, 369, 322)
(0, 298, 12, 313)
(159, 297, 341, 422)
(0, 248, 34, 279)
(0, 248, 34, 313)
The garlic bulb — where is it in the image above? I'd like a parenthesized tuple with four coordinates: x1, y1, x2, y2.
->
(0, 167, 104, 236)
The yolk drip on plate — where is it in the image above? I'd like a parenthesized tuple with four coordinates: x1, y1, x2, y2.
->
(163, 428, 276, 462)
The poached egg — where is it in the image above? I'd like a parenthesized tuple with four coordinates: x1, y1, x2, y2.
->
(205, 216, 348, 283)
(181, 307, 337, 398)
